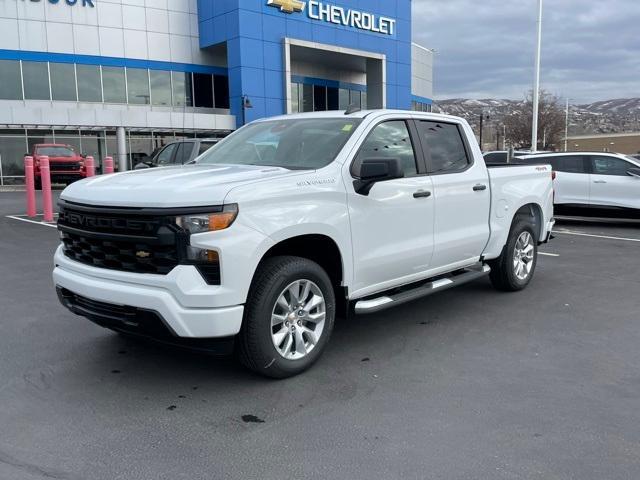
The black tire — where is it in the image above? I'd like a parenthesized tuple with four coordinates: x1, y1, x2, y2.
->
(488, 217, 538, 292)
(238, 256, 336, 379)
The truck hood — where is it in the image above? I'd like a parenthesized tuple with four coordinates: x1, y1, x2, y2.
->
(60, 164, 303, 208)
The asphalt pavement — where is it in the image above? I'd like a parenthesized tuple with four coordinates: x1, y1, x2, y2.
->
(1, 191, 639, 480)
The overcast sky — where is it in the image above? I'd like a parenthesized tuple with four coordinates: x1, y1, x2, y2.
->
(412, 0, 640, 103)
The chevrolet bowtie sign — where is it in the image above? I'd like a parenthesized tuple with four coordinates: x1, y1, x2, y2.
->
(267, 0, 396, 36)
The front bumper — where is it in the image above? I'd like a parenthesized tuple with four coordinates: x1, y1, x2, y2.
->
(53, 247, 244, 339)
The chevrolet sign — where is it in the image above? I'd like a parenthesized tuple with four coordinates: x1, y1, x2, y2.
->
(267, 0, 396, 36)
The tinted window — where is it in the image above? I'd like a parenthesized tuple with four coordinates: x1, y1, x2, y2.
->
(417, 121, 470, 174)
(484, 152, 507, 163)
(23, 62, 50, 100)
(592, 156, 634, 176)
(76, 65, 102, 102)
(193, 73, 213, 108)
(127, 68, 150, 105)
(102, 67, 126, 103)
(198, 118, 362, 170)
(174, 143, 193, 164)
(291, 83, 300, 113)
(302, 84, 313, 112)
(314, 85, 327, 111)
(553, 156, 587, 173)
(213, 75, 229, 109)
(150, 70, 172, 106)
(198, 141, 217, 155)
(50, 63, 77, 101)
(0, 60, 23, 100)
(356, 121, 417, 177)
(339, 88, 350, 110)
(155, 144, 177, 166)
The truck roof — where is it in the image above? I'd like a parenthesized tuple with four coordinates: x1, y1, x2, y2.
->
(257, 109, 466, 124)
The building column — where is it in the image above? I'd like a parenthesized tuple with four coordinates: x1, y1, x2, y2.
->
(366, 58, 386, 109)
(116, 127, 128, 172)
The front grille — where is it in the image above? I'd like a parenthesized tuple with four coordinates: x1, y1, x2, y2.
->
(57, 201, 222, 282)
(60, 231, 179, 274)
(50, 162, 81, 171)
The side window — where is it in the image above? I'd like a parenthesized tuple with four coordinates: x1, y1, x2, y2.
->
(484, 152, 507, 163)
(355, 120, 418, 177)
(417, 121, 470, 174)
(155, 144, 177, 166)
(198, 142, 217, 155)
(174, 142, 194, 164)
(591, 156, 633, 176)
(555, 156, 588, 174)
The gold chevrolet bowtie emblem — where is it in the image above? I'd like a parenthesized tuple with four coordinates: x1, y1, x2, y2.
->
(267, 0, 305, 14)
(136, 251, 151, 259)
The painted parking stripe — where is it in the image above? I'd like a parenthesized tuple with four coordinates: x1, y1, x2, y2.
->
(555, 230, 640, 243)
(6, 215, 57, 228)
(539, 252, 560, 257)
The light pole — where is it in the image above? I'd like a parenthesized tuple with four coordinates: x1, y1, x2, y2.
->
(564, 98, 571, 152)
(531, 0, 543, 152)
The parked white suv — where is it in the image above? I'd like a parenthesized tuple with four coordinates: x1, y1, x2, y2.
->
(54, 110, 554, 378)
(518, 152, 640, 218)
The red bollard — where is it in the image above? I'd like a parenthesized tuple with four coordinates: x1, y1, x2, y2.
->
(40, 156, 54, 223)
(24, 156, 37, 218)
(103, 156, 114, 174)
(85, 156, 96, 177)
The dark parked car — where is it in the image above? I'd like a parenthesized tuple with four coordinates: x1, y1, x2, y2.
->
(134, 139, 222, 169)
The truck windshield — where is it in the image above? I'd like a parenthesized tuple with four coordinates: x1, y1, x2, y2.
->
(197, 118, 362, 170)
(36, 146, 75, 157)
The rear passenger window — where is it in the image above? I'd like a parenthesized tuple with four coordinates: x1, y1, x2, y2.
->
(417, 121, 470, 174)
(174, 143, 193, 165)
(591, 156, 633, 176)
(355, 121, 418, 177)
(555, 156, 587, 173)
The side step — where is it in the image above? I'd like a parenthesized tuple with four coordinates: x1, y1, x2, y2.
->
(354, 264, 491, 315)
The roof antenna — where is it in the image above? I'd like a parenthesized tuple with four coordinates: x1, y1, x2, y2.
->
(345, 103, 361, 115)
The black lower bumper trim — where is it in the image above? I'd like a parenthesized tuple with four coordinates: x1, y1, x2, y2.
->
(56, 287, 235, 355)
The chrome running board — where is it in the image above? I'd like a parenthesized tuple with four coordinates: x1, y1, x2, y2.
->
(354, 264, 491, 315)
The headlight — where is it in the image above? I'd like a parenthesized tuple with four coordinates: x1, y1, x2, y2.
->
(176, 204, 238, 234)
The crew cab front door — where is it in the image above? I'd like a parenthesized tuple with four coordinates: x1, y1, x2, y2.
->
(414, 119, 491, 271)
(347, 119, 435, 297)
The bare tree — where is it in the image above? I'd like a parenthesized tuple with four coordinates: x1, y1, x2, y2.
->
(504, 90, 565, 150)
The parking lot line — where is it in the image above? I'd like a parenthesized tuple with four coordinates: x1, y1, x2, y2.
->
(6, 215, 58, 228)
(539, 252, 560, 257)
(555, 229, 640, 243)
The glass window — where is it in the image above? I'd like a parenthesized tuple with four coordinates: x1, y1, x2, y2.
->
(355, 121, 417, 177)
(127, 68, 150, 105)
(150, 70, 172, 106)
(0, 133, 28, 179)
(361, 91, 367, 109)
(339, 88, 350, 110)
(291, 83, 300, 113)
(22, 61, 50, 100)
(484, 152, 508, 164)
(302, 84, 313, 112)
(213, 75, 229, 109)
(314, 85, 327, 111)
(76, 64, 102, 102)
(35, 145, 76, 157)
(0, 60, 23, 100)
(198, 118, 362, 170)
(552, 155, 588, 174)
(198, 141, 217, 155)
(417, 121, 470, 174)
(193, 73, 213, 108)
(327, 87, 339, 111)
(50, 63, 77, 101)
(172, 72, 192, 107)
(174, 142, 194, 164)
(350, 90, 361, 109)
(155, 143, 177, 166)
(102, 66, 126, 103)
(592, 156, 634, 176)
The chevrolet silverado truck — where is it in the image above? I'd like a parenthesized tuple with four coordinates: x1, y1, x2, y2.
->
(28, 144, 87, 189)
(53, 110, 555, 378)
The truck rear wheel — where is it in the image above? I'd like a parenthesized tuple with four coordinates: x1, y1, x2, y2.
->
(238, 256, 336, 379)
(489, 217, 538, 292)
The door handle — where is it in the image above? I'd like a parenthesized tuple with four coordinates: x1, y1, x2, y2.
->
(473, 184, 488, 191)
(594, 180, 607, 184)
(413, 190, 432, 199)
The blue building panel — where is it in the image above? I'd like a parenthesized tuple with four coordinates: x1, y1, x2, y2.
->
(199, 0, 427, 126)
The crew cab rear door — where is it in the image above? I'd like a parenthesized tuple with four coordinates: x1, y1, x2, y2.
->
(347, 118, 435, 297)
(414, 118, 491, 270)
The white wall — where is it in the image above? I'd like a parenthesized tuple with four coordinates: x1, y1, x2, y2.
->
(411, 43, 434, 100)
(0, 0, 224, 66)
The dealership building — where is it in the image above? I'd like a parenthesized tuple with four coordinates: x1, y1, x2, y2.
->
(0, 0, 434, 183)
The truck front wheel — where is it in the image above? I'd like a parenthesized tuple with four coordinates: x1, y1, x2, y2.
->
(489, 218, 538, 292)
(238, 256, 336, 379)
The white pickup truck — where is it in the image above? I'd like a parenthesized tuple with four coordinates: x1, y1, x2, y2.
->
(54, 110, 554, 378)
